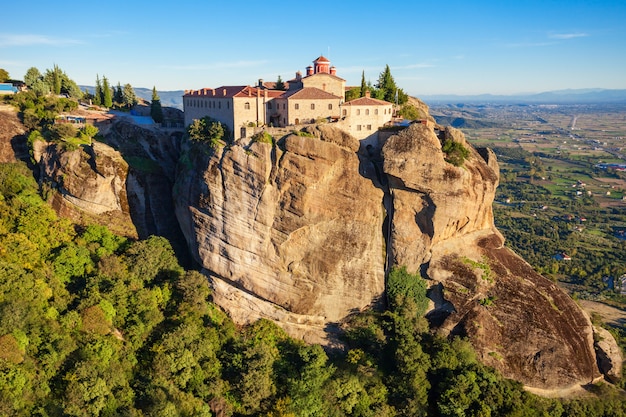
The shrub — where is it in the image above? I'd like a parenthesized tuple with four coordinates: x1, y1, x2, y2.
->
(442, 139, 469, 167)
(251, 131, 273, 145)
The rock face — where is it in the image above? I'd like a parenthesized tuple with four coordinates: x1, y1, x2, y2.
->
(175, 121, 602, 390)
(382, 123, 600, 390)
(33, 140, 137, 237)
(174, 125, 386, 344)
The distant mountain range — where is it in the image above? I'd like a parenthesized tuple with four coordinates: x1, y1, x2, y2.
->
(80, 87, 626, 109)
(80, 86, 185, 109)
(420, 88, 626, 104)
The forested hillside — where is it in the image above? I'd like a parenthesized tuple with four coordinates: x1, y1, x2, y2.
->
(1, 156, 625, 416)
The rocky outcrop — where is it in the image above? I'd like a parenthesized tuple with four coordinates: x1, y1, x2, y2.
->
(593, 325, 623, 382)
(174, 125, 386, 344)
(33, 140, 137, 237)
(382, 123, 600, 390)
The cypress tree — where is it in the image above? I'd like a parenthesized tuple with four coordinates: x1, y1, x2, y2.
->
(102, 76, 112, 108)
(360, 70, 367, 98)
(94, 75, 102, 106)
(114, 82, 123, 106)
(274, 75, 285, 91)
(150, 86, 163, 123)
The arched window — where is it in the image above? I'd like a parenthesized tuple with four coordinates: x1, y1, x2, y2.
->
(375, 109, 378, 115)
(245, 102, 250, 110)
(356, 109, 360, 115)
(328, 104, 332, 110)
(342, 109, 347, 116)
(295, 103, 299, 110)
(366, 109, 370, 115)
(311, 103, 315, 110)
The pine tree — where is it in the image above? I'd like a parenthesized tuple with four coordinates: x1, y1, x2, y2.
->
(376, 65, 397, 103)
(360, 70, 367, 98)
(150, 86, 164, 123)
(102, 76, 112, 108)
(274, 75, 285, 91)
(122, 84, 137, 109)
(51, 64, 62, 95)
(94, 75, 102, 106)
(114, 82, 123, 106)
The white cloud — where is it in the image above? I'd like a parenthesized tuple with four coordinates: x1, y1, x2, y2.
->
(0, 34, 83, 47)
(549, 32, 589, 40)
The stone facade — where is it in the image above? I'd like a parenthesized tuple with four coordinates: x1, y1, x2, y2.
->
(337, 91, 394, 144)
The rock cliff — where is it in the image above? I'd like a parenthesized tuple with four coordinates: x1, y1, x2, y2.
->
(175, 121, 606, 390)
(33, 140, 137, 237)
(174, 125, 386, 344)
(383, 123, 600, 390)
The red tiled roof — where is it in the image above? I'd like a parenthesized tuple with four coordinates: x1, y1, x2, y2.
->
(343, 96, 392, 106)
(314, 55, 330, 63)
(280, 87, 342, 100)
(184, 85, 282, 98)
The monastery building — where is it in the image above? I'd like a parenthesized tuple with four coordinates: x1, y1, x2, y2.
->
(183, 56, 394, 144)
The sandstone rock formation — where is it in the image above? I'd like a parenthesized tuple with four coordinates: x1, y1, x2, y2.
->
(33, 140, 137, 237)
(174, 125, 386, 344)
(175, 120, 604, 390)
(383, 123, 600, 390)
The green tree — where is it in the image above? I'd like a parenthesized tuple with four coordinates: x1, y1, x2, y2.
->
(0, 68, 10, 82)
(113, 82, 123, 107)
(386, 265, 429, 315)
(187, 116, 230, 147)
(24, 67, 42, 89)
(275, 75, 286, 91)
(150, 86, 164, 123)
(376, 65, 408, 104)
(122, 83, 137, 109)
(102, 76, 112, 108)
(94, 75, 102, 106)
(360, 70, 367, 98)
(45, 64, 63, 95)
(345, 87, 360, 102)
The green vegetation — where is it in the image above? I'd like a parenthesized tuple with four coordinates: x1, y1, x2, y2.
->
(250, 131, 274, 145)
(344, 65, 408, 105)
(292, 129, 315, 138)
(150, 86, 164, 123)
(0, 160, 625, 416)
(187, 116, 231, 147)
(442, 139, 470, 167)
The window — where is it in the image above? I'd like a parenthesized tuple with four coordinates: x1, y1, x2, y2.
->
(356, 109, 360, 115)
(366, 109, 370, 115)
(295, 103, 299, 110)
(268, 102, 272, 109)
(245, 102, 250, 110)
(357, 125, 362, 131)
(219, 101, 221, 109)
(367, 125, 372, 130)
(283, 104, 286, 110)
(227, 102, 230, 109)
(375, 109, 378, 115)
(311, 103, 315, 110)
(342, 109, 347, 116)
(328, 104, 332, 110)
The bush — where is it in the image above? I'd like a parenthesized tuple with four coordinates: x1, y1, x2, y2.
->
(442, 139, 469, 167)
(251, 131, 273, 145)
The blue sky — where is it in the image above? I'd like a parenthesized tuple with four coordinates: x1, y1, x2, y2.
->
(1, 0, 625, 96)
